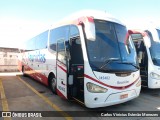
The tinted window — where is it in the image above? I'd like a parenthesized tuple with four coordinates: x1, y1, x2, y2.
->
(115, 24, 136, 63)
(36, 30, 48, 49)
(25, 38, 36, 51)
(147, 30, 160, 66)
(25, 30, 48, 51)
(69, 25, 83, 64)
(70, 25, 79, 37)
(86, 20, 120, 63)
(49, 26, 69, 51)
(86, 20, 138, 72)
(57, 39, 66, 64)
(156, 29, 160, 40)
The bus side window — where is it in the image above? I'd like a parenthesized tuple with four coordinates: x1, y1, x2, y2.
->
(49, 29, 58, 51)
(69, 25, 81, 45)
(69, 25, 83, 64)
(36, 30, 48, 49)
(49, 26, 70, 52)
(57, 39, 66, 64)
(25, 38, 36, 51)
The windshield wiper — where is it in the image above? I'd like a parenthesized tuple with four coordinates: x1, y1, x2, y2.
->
(100, 58, 120, 70)
(119, 62, 139, 69)
(152, 57, 160, 60)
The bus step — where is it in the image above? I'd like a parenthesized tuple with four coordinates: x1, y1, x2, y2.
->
(72, 97, 85, 106)
(141, 85, 148, 88)
(80, 90, 84, 92)
(142, 80, 148, 86)
(77, 77, 84, 79)
(141, 75, 147, 77)
(141, 77, 147, 82)
(140, 71, 147, 75)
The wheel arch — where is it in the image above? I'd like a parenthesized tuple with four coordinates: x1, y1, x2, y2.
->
(48, 72, 56, 85)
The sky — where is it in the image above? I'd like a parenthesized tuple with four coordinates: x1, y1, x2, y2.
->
(0, 0, 160, 48)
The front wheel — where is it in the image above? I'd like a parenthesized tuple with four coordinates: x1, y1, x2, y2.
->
(49, 77, 57, 94)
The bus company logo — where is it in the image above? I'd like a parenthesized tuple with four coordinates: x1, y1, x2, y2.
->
(117, 80, 129, 84)
(2, 112, 11, 117)
(28, 51, 46, 63)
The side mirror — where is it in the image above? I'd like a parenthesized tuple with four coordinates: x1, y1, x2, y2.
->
(77, 16, 96, 41)
(149, 28, 159, 42)
(84, 21, 96, 41)
(143, 35, 151, 48)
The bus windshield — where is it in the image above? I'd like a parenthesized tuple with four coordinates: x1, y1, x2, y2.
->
(149, 29, 160, 66)
(86, 19, 138, 72)
(157, 29, 160, 40)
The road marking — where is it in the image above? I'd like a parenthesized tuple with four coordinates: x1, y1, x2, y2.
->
(157, 107, 160, 110)
(17, 76, 72, 120)
(0, 72, 22, 76)
(0, 78, 12, 120)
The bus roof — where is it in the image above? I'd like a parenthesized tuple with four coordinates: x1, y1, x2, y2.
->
(132, 25, 160, 32)
(50, 10, 125, 29)
(128, 29, 148, 37)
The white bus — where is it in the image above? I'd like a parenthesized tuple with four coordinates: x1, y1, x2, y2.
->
(19, 10, 141, 108)
(130, 28, 160, 88)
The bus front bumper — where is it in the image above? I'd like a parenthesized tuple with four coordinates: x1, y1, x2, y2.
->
(85, 89, 140, 108)
(148, 79, 160, 88)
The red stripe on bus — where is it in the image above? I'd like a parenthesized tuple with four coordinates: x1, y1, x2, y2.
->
(84, 74, 139, 90)
(56, 89, 67, 99)
(57, 64, 67, 73)
(128, 30, 148, 37)
(21, 62, 49, 86)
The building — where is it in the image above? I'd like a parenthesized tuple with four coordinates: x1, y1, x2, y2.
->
(0, 47, 20, 72)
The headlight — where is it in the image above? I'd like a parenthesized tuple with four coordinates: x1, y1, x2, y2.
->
(150, 72, 160, 79)
(86, 82, 108, 93)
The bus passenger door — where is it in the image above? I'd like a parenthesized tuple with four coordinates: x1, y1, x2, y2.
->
(56, 39, 68, 99)
(131, 33, 148, 86)
(68, 25, 84, 103)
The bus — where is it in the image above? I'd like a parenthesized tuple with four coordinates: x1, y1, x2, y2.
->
(19, 10, 141, 108)
(130, 28, 160, 88)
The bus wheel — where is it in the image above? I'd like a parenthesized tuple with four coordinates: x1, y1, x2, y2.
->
(49, 77, 57, 94)
(22, 66, 26, 77)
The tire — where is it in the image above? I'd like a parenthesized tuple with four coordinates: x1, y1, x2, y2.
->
(49, 76, 57, 94)
(22, 66, 26, 77)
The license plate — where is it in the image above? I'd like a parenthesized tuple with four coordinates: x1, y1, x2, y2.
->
(120, 94, 128, 99)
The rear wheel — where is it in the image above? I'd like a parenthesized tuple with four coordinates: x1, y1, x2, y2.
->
(49, 76, 57, 94)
